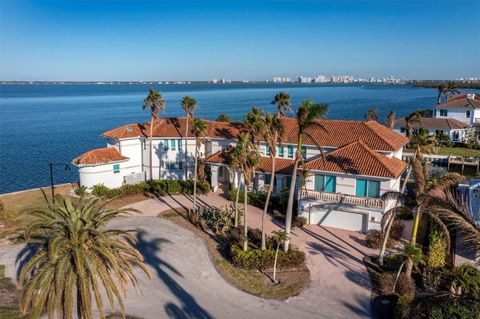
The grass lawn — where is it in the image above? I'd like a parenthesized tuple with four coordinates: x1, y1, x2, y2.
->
(157, 209, 310, 300)
(0, 184, 73, 212)
(405, 147, 480, 157)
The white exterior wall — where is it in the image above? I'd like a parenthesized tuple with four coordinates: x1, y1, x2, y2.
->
(78, 160, 137, 189)
(435, 108, 479, 125)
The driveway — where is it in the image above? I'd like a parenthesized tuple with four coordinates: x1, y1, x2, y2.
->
(0, 193, 374, 318)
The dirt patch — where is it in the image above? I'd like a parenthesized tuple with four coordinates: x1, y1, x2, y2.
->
(157, 209, 310, 300)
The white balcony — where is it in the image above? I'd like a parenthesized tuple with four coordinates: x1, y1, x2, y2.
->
(300, 189, 384, 210)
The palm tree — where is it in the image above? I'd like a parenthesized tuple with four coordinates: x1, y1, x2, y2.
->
(405, 111, 423, 139)
(394, 242, 423, 288)
(224, 145, 242, 227)
(365, 107, 379, 122)
(272, 231, 289, 283)
(385, 110, 395, 129)
(271, 92, 291, 118)
(437, 81, 461, 104)
(284, 99, 328, 251)
(410, 128, 438, 154)
(19, 194, 150, 319)
(216, 113, 231, 122)
(143, 88, 166, 180)
(236, 132, 259, 251)
(437, 82, 447, 104)
(260, 113, 284, 250)
(191, 118, 207, 212)
(181, 96, 197, 180)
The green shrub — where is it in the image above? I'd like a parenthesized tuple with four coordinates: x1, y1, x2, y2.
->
(75, 185, 87, 196)
(202, 206, 235, 235)
(390, 220, 405, 240)
(92, 184, 110, 197)
(148, 179, 210, 196)
(417, 299, 480, 319)
(366, 230, 394, 249)
(293, 216, 308, 228)
(427, 224, 447, 269)
(230, 244, 305, 270)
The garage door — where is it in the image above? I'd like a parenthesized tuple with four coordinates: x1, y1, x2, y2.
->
(314, 208, 367, 232)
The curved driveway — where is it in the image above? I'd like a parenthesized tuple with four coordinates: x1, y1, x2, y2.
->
(0, 194, 373, 318)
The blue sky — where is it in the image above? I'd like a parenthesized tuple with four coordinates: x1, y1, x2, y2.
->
(1, 0, 479, 81)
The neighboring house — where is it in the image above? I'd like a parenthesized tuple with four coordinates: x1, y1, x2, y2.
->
(434, 93, 480, 125)
(458, 179, 480, 223)
(73, 117, 409, 233)
(394, 117, 472, 143)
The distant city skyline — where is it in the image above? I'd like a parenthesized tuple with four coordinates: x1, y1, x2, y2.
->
(1, 0, 479, 81)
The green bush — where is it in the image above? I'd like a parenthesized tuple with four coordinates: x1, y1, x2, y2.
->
(230, 244, 305, 270)
(75, 185, 87, 196)
(202, 206, 235, 235)
(390, 220, 405, 240)
(91, 184, 110, 197)
(293, 216, 307, 228)
(227, 187, 267, 209)
(427, 224, 447, 269)
(418, 299, 480, 319)
(366, 230, 394, 249)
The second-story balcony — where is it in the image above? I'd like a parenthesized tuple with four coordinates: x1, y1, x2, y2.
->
(300, 189, 385, 210)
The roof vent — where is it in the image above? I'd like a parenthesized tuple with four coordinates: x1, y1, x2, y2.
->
(126, 127, 133, 132)
(466, 93, 476, 99)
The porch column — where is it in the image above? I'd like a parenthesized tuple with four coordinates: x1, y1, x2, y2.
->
(210, 165, 219, 192)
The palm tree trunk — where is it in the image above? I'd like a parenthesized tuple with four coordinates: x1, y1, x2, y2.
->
(261, 154, 276, 250)
(411, 206, 422, 244)
(405, 257, 413, 279)
(234, 172, 240, 227)
(149, 117, 154, 180)
(193, 142, 198, 212)
(379, 212, 394, 266)
(284, 136, 302, 252)
(273, 243, 280, 283)
(284, 158, 299, 252)
(393, 261, 405, 293)
(243, 174, 248, 251)
(184, 117, 189, 180)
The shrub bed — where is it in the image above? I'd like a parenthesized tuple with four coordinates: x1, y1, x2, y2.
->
(90, 179, 210, 199)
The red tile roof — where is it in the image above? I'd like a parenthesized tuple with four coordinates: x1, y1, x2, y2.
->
(395, 117, 469, 130)
(304, 140, 407, 178)
(435, 93, 480, 109)
(72, 148, 129, 165)
(103, 117, 408, 152)
(103, 117, 242, 140)
(206, 151, 295, 174)
(279, 118, 408, 151)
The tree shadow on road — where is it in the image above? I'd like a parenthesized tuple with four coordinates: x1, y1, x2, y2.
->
(134, 230, 213, 319)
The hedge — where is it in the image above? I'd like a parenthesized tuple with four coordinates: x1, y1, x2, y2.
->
(90, 179, 210, 199)
(230, 244, 305, 270)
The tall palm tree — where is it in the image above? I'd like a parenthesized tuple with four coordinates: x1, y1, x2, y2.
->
(437, 82, 447, 104)
(405, 111, 423, 140)
(19, 194, 150, 319)
(385, 110, 395, 129)
(260, 113, 284, 250)
(181, 96, 197, 180)
(365, 107, 379, 122)
(410, 128, 438, 154)
(437, 81, 461, 104)
(236, 132, 259, 251)
(271, 92, 291, 118)
(284, 99, 328, 251)
(143, 88, 166, 180)
(223, 145, 242, 227)
(191, 118, 207, 212)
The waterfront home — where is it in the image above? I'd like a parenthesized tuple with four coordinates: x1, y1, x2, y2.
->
(73, 117, 409, 232)
(434, 93, 480, 125)
(394, 117, 472, 143)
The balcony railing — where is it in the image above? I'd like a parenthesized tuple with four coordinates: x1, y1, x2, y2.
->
(300, 189, 384, 210)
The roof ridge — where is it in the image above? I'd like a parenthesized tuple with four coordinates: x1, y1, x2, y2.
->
(363, 121, 395, 150)
(354, 140, 394, 178)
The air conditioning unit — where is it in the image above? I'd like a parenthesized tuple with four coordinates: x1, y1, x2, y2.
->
(124, 172, 146, 185)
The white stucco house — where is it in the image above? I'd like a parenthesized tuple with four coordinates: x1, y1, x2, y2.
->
(73, 117, 410, 233)
(394, 117, 472, 143)
(434, 93, 480, 125)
